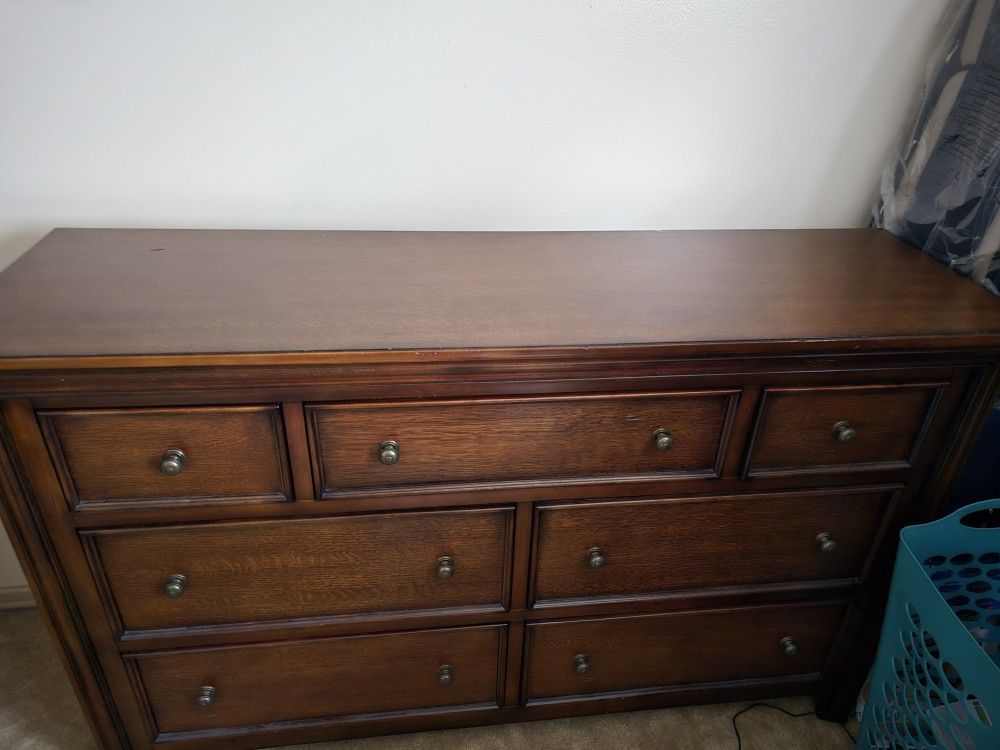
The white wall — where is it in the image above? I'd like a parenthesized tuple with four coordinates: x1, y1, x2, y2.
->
(0, 1, 948, 595)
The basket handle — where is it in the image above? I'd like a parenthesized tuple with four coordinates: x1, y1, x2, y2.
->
(945, 498, 1000, 529)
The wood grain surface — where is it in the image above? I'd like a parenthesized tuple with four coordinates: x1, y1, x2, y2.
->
(0, 228, 997, 748)
(524, 601, 846, 701)
(134, 624, 504, 734)
(307, 392, 734, 495)
(39, 406, 290, 506)
(531, 489, 894, 605)
(87, 508, 512, 630)
(0, 228, 998, 362)
(746, 383, 943, 478)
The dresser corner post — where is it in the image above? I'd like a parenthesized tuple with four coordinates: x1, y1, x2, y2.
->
(813, 601, 871, 722)
(814, 361, 1000, 723)
(0, 399, 130, 750)
(907, 363, 1000, 524)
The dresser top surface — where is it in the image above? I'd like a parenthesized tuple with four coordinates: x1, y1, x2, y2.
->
(0, 228, 998, 366)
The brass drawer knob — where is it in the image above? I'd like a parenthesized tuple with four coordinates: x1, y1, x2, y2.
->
(159, 448, 186, 476)
(815, 532, 837, 553)
(378, 440, 400, 465)
(832, 421, 856, 443)
(573, 653, 590, 674)
(196, 685, 215, 707)
(780, 637, 798, 657)
(586, 547, 606, 569)
(163, 573, 187, 598)
(437, 665, 454, 685)
(436, 556, 455, 579)
(652, 428, 674, 451)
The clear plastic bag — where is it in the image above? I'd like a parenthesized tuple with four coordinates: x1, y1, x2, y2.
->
(873, 0, 1000, 296)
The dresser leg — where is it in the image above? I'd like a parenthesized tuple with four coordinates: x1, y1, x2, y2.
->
(815, 579, 894, 723)
(815, 655, 872, 723)
(0, 404, 129, 749)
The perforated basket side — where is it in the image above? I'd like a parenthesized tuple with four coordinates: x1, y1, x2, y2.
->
(858, 500, 1000, 750)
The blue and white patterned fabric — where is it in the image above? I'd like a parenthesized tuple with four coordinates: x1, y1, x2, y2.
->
(873, 0, 1000, 296)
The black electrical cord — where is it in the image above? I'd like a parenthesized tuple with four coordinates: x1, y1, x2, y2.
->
(732, 702, 857, 749)
(843, 721, 857, 744)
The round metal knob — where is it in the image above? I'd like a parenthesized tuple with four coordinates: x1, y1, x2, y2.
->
(159, 448, 186, 476)
(573, 653, 590, 674)
(437, 665, 454, 685)
(832, 421, 857, 444)
(587, 547, 606, 569)
(816, 532, 838, 553)
(780, 637, 798, 657)
(196, 685, 215, 707)
(652, 428, 674, 451)
(436, 556, 455, 579)
(163, 573, 187, 598)
(378, 440, 400, 465)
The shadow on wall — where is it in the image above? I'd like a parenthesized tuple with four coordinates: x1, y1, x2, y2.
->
(805, 2, 945, 225)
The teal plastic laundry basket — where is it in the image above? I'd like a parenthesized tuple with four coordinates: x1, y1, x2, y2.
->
(858, 499, 1000, 750)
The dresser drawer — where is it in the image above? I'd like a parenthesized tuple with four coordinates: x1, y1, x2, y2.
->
(745, 383, 945, 478)
(531, 489, 894, 606)
(40, 406, 291, 507)
(85, 507, 512, 631)
(306, 391, 737, 496)
(524, 602, 846, 701)
(132, 625, 503, 735)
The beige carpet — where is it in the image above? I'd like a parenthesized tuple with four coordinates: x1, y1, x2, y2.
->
(0, 607, 857, 749)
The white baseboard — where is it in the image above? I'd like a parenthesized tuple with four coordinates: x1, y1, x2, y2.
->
(0, 585, 34, 609)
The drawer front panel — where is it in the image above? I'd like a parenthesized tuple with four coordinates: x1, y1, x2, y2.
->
(40, 406, 291, 506)
(525, 602, 846, 701)
(745, 383, 945, 478)
(532, 489, 893, 605)
(87, 508, 512, 631)
(307, 391, 736, 495)
(134, 625, 504, 734)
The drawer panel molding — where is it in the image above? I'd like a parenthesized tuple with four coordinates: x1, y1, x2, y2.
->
(39, 405, 292, 509)
(744, 382, 948, 479)
(531, 488, 897, 607)
(524, 601, 847, 702)
(1, 227, 998, 748)
(307, 391, 739, 497)
(131, 624, 505, 735)
(83, 507, 513, 634)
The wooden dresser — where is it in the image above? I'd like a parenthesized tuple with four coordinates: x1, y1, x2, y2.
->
(1, 229, 999, 749)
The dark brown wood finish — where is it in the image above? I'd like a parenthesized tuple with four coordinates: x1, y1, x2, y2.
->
(815, 364, 1000, 721)
(745, 383, 946, 478)
(132, 624, 505, 736)
(0, 229, 998, 749)
(307, 391, 736, 496)
(281, 402, 316, 502)
(531, 488, 896, 606)
(85, 507, 513, 633)
(0, 229, 999, 361)
(0, 400, 150, 745)
(523, 601, 848, 702)
(0, 406, 127, 748)
(39, 406, 291, 508)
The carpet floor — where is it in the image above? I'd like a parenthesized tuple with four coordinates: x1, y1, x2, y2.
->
(0, 607, 858, 749)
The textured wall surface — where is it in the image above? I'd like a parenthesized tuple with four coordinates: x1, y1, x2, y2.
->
(0, 1, 947, 591)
